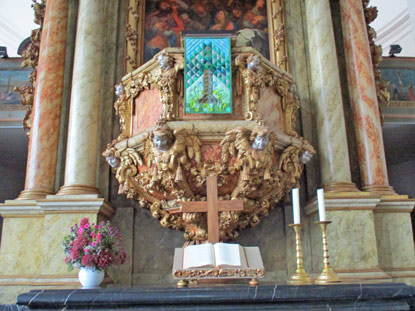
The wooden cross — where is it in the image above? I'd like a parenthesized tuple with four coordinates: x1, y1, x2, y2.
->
(169, 175, 244, 243)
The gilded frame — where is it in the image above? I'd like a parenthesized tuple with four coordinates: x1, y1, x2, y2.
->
(124, 0, 287, 73)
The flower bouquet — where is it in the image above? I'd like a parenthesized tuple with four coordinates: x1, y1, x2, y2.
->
(62, 218, 126, 287)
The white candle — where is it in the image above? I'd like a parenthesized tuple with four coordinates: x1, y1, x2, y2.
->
(317, 189, 326, 221)
(292, 188, 300, 224)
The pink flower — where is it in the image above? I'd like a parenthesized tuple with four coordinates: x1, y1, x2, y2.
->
(97, 252, 113, 269)
(72, 235, 89, 251)
(70, 249, 81, 260)
(81, 254, 95, 267)
(80, 218, 89, 227)
(63, 219, 127, 270)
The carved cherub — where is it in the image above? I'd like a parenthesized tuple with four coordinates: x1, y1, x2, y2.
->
(221, 126, 315, 199)
(158, 52, 173, 71)
(221, 126, 275, 198)
(247, 54, 261, 72)
(102, 140, 144, 197)
(279, 140, 315, 188)
(235, 53, 267, 121)
(154, 51, 184, 122)
(143, 127, 202, 197)
(114, 83, 124, 98)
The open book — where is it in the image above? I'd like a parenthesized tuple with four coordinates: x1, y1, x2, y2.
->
(183, 243, 248, 269)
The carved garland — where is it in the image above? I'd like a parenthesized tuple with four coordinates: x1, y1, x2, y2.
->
(104, 124, 314, 242)
(362, 0, 389, 124)
(115, 52, 184, 139)
(117, 51, 299, 139)
(173, 268, 265, 279)
(268, 0, 288, 70)
(15, 0, 46, 138)
(235, 52, 298, 135)
(125, 0, 142, 72)
(108, 49, 311, 242)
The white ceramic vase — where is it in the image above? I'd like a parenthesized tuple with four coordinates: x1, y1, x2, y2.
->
(78, 267, 104, 288)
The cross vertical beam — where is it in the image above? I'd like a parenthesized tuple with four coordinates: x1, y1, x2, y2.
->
(207, 175, 219, 244)
(168, 175, 244, 244)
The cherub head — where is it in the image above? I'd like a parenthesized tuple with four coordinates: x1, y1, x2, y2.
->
(247, 54, 261, 71)
(103, 146, 120, 168)
(158, 52, 173, 71)
(106, 155, 120, 168)
(289, 83, 297, 95)
(301, 150, 313, 164)
(152, 127, 174, 152)
(250, 126, 270, 150)
(115, 83, 124, 97)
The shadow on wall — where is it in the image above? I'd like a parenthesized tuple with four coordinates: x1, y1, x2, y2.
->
(0, 128, 27, 202)
(383, 123, 415, 198)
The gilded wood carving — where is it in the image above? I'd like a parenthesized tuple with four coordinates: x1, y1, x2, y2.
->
(15, 0, 46, 137)
(105, 48, 313, 241)
(362, 0, 390, 123)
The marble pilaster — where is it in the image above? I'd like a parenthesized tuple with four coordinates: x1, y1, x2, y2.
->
(17, 0, 68, 200)
(304, 0, 358, 193)
(304, 196, 392, 281)
(57, 0, 106, 195)
(374, 199, 415, 285)
(285, 0, 320, 197)
(339, 0, 395, 195)
(0, 197, 114, 282)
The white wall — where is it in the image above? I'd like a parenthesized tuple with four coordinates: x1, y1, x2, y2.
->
(0, 0, 37, 57)
(388, 160, 415, 198)
(371, 0, 415, 57)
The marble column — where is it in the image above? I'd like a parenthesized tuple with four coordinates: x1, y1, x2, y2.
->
(304, 0, 358, 192)
(57, 0, 105, 195)
(339, 0, 395, 195)
(17, 0, 68, 200)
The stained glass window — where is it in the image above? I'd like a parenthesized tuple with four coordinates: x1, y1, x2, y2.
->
(184, 37, 232, 114)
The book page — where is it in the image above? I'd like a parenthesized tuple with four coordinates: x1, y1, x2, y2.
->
(239, 245, 248, 268)
(243, 247, 263, 269)
(183, 243, 215, 269)
(214, 243, 243, 268)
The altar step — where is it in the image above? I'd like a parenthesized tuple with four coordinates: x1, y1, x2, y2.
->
(3, 283, 415, 311)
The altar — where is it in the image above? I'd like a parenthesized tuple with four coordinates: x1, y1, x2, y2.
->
(14, 283, 415, 310)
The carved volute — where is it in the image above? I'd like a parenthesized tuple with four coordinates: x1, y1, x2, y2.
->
(104, 46, 314, 242)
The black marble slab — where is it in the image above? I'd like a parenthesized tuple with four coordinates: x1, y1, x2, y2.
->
(5, 283, 415, 311)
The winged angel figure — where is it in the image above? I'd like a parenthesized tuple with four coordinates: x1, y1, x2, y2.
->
(221, 126, 315, 202)
(142, 127, 202, 199)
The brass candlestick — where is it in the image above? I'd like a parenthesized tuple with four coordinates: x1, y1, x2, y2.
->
(288, 224, 313, 285)
(315, 221, 341, 284)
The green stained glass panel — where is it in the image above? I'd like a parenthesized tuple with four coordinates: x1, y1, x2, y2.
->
(184, 37, 232, 114)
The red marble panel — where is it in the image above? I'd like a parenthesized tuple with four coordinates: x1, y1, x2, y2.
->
(257, 87, 284, 132)
(201, 143, 222, 162)
(24, 0, 68, 193)
(340, 0, 389, 187)
(182, 143, 239, 196)
(132, 89, 163, 135)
